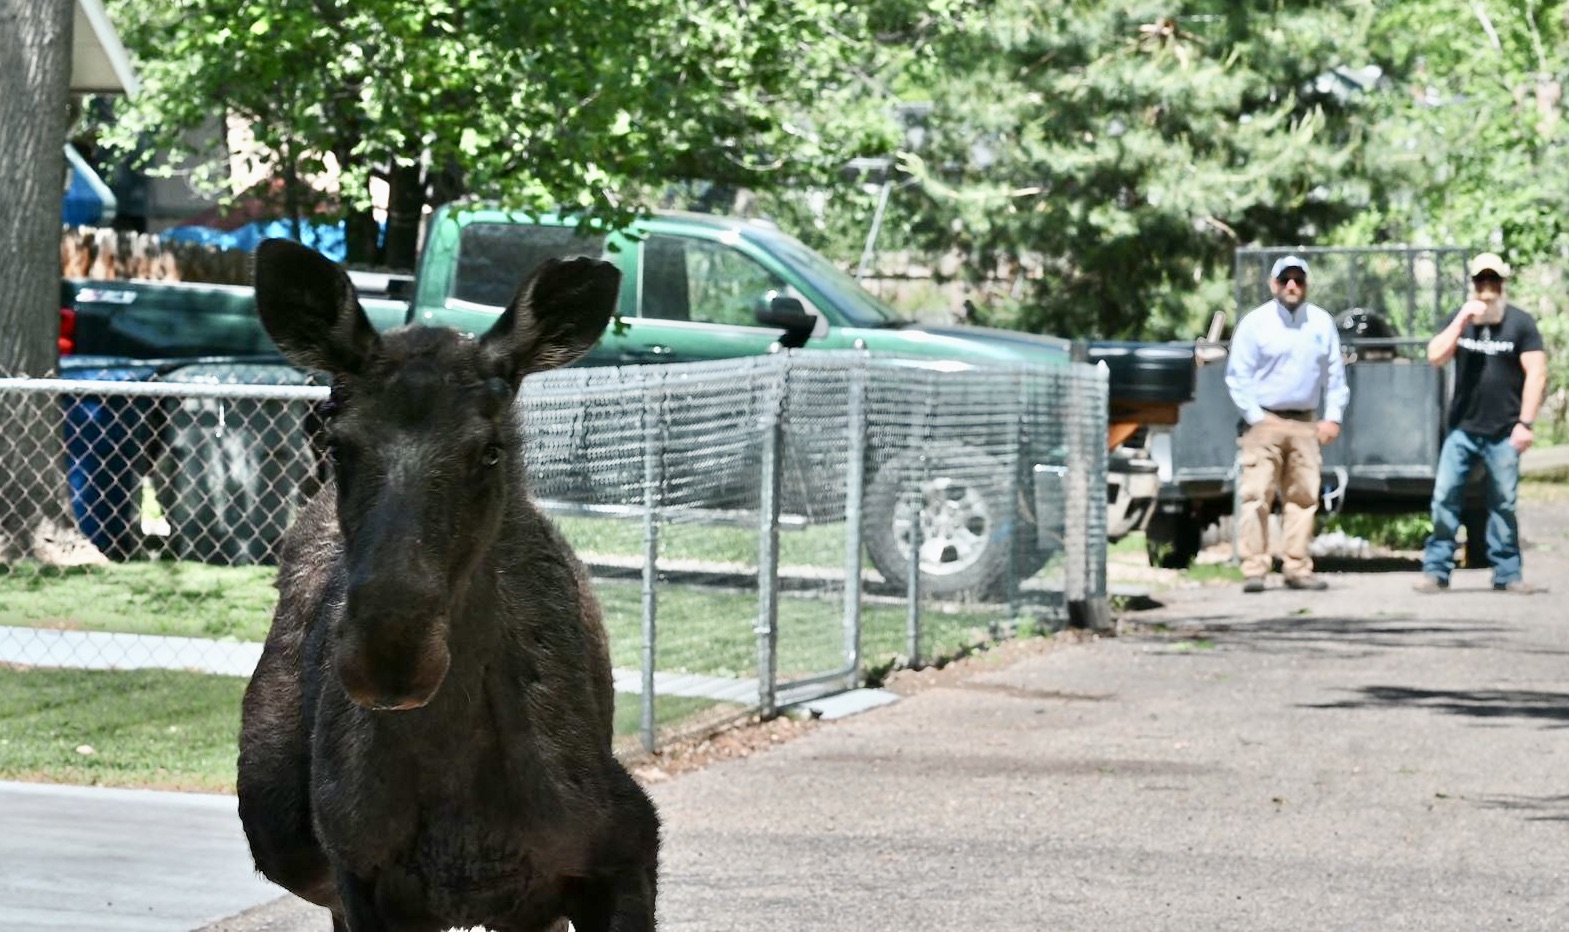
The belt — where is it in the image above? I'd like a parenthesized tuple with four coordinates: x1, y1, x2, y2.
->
(1265, 408, 1315, 422)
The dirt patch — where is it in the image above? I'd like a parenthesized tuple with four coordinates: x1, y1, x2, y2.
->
(620, 712, 820, 784)
(876, 626, 1099, 696)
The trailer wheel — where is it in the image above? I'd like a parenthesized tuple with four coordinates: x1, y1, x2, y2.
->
(1146, 511, 1203, 569)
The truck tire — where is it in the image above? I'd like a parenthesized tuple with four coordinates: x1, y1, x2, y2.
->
(163, 399, 311, 565)
(160, 365, 314, 566)
(1146, 511, 1203, 569)
(863, 443, 1050, 600)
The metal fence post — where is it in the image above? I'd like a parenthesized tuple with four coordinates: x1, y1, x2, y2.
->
(640, 372, 665, 752)
(1066, 363, 1112, 630)
(756, 360, 785, 718)
(905, 375, 932, 666)
(1005, 370, 1026, 626)
(841, 358, 867, 690)
(1063, 368, 1086, 615)
(905, 492, 922, 666)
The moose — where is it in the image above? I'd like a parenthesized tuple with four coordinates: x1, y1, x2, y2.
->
(237, 239, 660, 932)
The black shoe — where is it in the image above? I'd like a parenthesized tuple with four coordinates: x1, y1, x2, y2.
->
(1243, 577, 1265, 594)
(1284, 575, 1328, 591)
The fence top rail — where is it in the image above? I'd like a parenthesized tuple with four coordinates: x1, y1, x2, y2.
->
(2, 349, 1109, 403)
(0, 377, 329, 402)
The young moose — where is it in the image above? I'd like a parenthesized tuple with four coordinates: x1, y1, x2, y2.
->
(237, 239, 659, 932)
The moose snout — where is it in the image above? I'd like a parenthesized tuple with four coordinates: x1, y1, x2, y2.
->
(338, 580, 452, 711)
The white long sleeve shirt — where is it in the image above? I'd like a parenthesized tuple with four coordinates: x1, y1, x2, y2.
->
(1225, 299, 1349, 425)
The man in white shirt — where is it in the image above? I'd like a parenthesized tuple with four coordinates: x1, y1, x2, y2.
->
(1225, 255, 1350, 593)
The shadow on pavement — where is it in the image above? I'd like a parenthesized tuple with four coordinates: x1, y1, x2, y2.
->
(1473, 794, 1569, 822)
(1313, 555, 1424, 573)
(1188, 616, 1512, 655)
(1304, 685, 1569, 725)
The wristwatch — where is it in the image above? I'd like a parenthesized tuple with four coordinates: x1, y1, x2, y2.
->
(1519, 420, 1535, 430)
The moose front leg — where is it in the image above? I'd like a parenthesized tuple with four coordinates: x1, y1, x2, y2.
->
(334, 868, 390, 932)
(564, 864, 657, 932)
(333, 867, 452, 932)
(561, 766, 661, 932)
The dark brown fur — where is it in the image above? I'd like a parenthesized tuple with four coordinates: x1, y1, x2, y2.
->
(237, 239, 658, 932)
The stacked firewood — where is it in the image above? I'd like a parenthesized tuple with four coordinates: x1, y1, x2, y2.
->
(60, 227, 249, 284)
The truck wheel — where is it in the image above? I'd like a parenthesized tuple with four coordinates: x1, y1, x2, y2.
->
(863, 444, 1050, 600)
(163, 394, 310, 566)
(1146, 511, 1202, 569)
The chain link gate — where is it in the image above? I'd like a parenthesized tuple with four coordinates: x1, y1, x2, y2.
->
(0, 351, 1110, 760)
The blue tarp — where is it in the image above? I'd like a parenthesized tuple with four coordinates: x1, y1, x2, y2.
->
(162, 219, 351, 262)
(62, 145, 116, 227)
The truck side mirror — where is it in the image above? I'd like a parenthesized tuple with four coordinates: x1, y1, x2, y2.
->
(755, 294, 815, 349)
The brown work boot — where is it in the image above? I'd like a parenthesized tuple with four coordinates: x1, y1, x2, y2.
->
(1494, 580, 1543, 594)
(1284, 574, 1328, 591)
(1413, 575, 1449, 594)
(1242, 576, 1266, 594)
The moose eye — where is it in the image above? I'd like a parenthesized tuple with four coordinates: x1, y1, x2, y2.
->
(481, 444, 503, 468)
(325, 438, 355, 472)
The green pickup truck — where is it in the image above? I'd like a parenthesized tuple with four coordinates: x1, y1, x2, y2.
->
(60, 205, 1195, 595)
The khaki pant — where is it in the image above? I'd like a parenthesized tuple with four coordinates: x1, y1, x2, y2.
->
(1237, 418, 1321, 579)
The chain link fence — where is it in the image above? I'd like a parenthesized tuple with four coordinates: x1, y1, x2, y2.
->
(0, 351, 1108, 756)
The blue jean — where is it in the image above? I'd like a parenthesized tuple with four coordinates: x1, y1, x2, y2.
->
(1422, 429, 1522, 585)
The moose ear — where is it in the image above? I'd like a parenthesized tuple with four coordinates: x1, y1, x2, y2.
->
(253, 239, 380, 374)
(480, 256, 619, 386)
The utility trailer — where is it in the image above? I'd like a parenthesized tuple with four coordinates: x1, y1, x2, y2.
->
(1146, 245, 1476, 568)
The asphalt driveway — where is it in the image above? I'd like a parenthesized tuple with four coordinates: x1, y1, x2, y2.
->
(10, 495, 1569, 931)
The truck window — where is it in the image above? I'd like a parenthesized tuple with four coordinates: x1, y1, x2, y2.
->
(641, 234, 794, 326)
(454, 223, 607, 308)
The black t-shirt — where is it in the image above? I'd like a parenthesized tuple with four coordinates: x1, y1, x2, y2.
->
(1446, 304, 1544, 438)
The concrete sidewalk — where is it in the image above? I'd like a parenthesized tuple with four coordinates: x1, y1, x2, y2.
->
(0, 782, 279, 931)
(17, 500, 1569, 931)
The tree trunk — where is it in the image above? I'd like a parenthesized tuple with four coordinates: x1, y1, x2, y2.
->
(383, 160, 425, 271)
(343, 207, 382, 267)
(428, 158, 467, 212)
(333, 135, 375, 266)
(0, 0, 108, 565)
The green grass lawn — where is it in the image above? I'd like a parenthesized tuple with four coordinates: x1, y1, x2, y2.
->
(0, 561, 1008, 678)
(0, 561, 277, 641)
(613, 694, 743, 746)
(0, 665, 734, 791)
(0, 528, 1016, 790)
(1109, 531, 1147, 557)
(571, 579, 1006, 678)
(554, 514, 851, 568)
(0, 667, 247, 792)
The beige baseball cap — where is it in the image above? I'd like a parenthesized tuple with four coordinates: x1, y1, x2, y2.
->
(1469, 252, 1512, 279)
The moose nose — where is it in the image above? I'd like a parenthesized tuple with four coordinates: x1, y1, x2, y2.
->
(337, 637, 451, 712)
(338, 578, 451, 711)
(362, 690, 437, 712)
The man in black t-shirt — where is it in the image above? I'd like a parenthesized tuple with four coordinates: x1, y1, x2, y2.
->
(1416, 252, 1549, 593)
